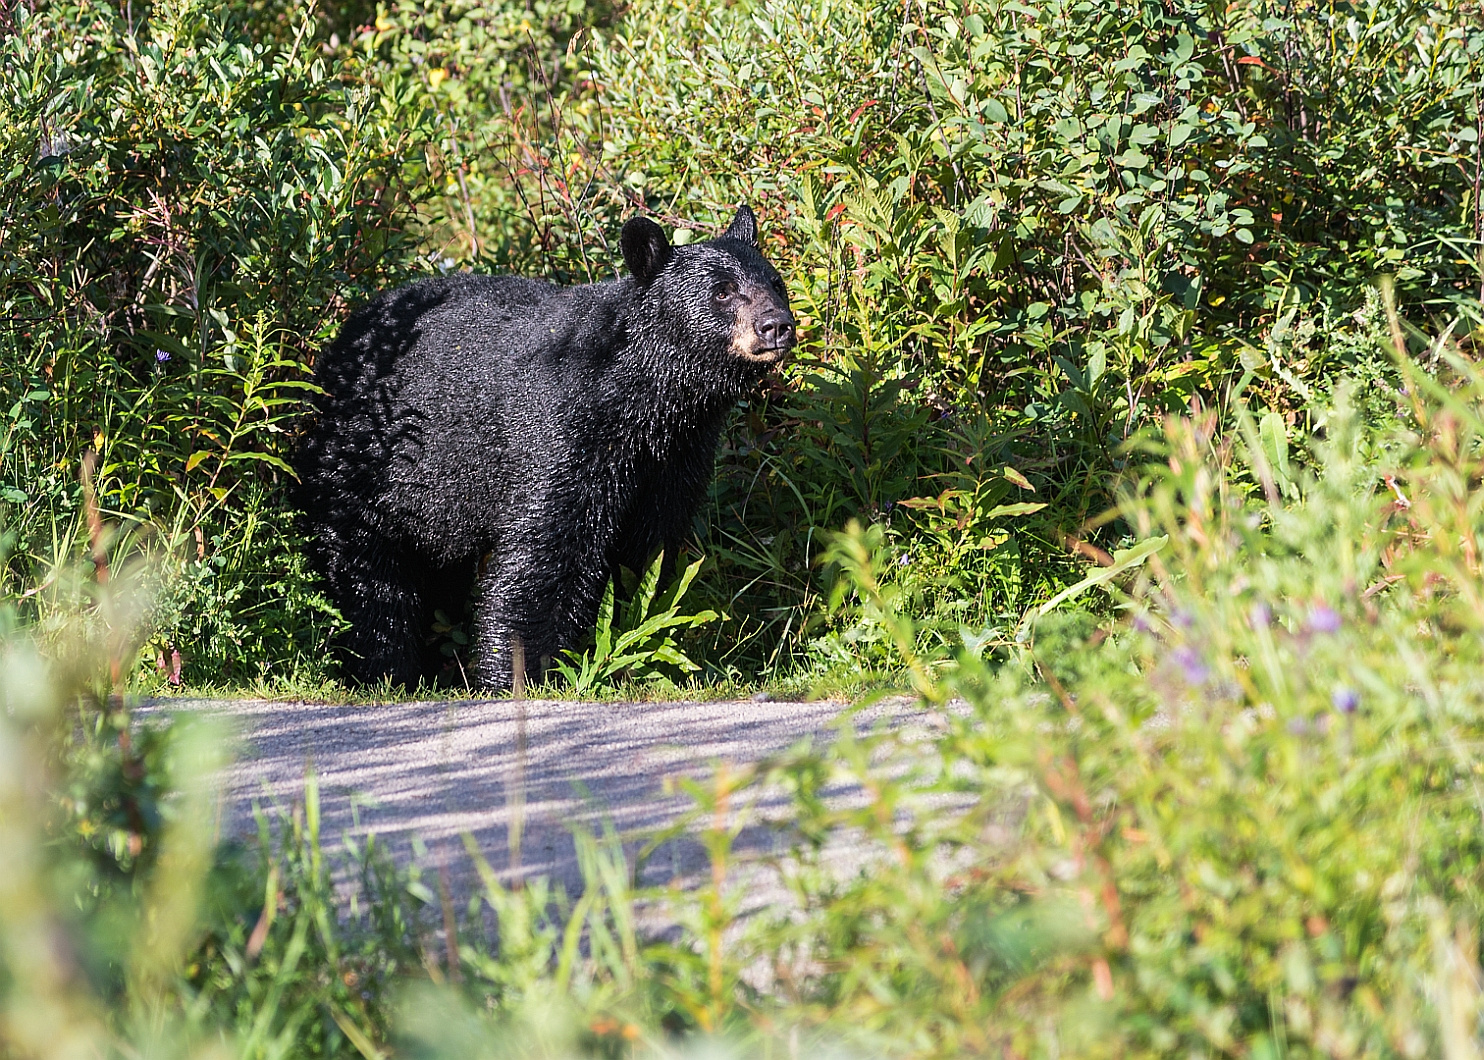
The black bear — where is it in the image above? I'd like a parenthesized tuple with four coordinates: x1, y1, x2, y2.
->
(295, 206, 795, 690)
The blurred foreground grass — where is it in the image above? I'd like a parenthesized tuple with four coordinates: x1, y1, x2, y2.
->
(8, 340, 1484, 1056)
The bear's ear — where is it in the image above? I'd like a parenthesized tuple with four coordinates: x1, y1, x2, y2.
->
(621, 216, 672, 285)
(724, 205, 758, 246)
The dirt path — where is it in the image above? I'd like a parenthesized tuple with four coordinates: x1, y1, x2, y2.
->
(158, 695, 908, 904)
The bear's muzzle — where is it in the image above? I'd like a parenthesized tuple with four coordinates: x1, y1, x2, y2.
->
(730, 303, 797, 364)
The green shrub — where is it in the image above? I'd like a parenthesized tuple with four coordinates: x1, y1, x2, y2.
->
(726, 347, 1484, 1055)
(0, 0, 432, 683)
(534, 0, 1484, 677)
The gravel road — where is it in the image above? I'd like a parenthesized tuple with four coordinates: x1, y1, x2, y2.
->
(159, 695, 909, 905)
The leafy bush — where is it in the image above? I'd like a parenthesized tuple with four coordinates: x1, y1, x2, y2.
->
(523, 0, 1484, 677)
(620, 346, 1484, 1057)
(0, 0, 431, 683)
(552, 553, 719, 695)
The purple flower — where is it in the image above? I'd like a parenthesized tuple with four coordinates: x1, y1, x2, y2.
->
(897, 553, 911, 567)
(1287, 717, 1309, 736)
(1332, 687, 1359, 715)
(155, 349, 171, 363)
(1170, 608, 1196, 631)
(1132, 613, 1153, 633)
(1307, 605, 1341, 635)
(1249, 602, 1271, 629)
(1171, 645, 1209, 685)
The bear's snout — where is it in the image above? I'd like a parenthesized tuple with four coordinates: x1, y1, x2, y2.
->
(755, 309, 796, 353)
(730, 298, 797, 364)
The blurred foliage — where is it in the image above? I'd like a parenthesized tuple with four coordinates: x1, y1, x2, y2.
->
(742, 351, 1484, 1057)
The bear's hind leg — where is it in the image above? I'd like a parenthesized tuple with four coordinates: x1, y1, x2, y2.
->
(323, 532, 431, 689)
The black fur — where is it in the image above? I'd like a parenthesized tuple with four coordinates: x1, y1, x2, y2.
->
(295, 207, 795, 689)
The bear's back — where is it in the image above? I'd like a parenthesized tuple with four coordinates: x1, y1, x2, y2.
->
(304, 271, 636, 559)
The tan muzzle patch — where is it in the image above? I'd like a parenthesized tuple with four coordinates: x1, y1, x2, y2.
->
(729, 314, 786, 364)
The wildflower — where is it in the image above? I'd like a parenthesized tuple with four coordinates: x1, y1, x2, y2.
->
(1171, 644, 1209, 685)
(1307, 605, 1341, 634)
(896, 553, 911, 567)
(1331, 687, 1359, 715)
(1286, 717, 1309, 735)
(1131, 613, 1152, 633)
(155, 349, 170, 363)
(1249, 602, 1271, 629)
(1170, 608, 1195, 631)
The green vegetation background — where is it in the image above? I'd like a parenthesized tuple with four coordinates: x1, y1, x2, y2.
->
(6, 0, 1478, 694)
(4, 0, 1484, 1056)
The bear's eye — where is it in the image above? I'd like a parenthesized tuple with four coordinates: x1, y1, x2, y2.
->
(712, 280, 739, 303)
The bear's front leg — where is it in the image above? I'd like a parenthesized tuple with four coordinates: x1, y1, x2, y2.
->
(469, 514, 615, 691)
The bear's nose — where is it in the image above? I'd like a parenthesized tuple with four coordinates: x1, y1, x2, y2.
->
(756, 311, 796, 350)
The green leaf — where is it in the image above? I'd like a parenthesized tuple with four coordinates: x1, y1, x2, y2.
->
(1087, 344, 1106, 386)
(594, 581, 616, 658)
(982, 502, 1048, 519)
(222, 451, 294, 472)
(1002, 466, 1034, 491)
(1035, 536, 1169, 617)
(329, 1008, 387, 1060)
(1259, 411, 1292, 483)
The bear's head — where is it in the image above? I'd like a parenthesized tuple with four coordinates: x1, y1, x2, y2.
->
(621, 206, 796, 385)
